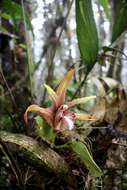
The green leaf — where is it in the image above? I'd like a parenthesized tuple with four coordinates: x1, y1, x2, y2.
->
(98, 0, 111, 20)
(35, 116, 56, 145)
(70, 141, 103, 177)
(76, 0, 99, 74)
(19, 43, 27, 49)
(0, 26, 8, 33)
(0, 12, 11, 20)
(0, 0, 33, 35)
(0, 26, 18, 39)
(111, 0, 127, 43)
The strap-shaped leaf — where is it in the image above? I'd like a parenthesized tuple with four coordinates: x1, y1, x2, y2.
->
(76, 0, 99, 73)
(111, 0, 127, 43)
(70, 141, 103, 177)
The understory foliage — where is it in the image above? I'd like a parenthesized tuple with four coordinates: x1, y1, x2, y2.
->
(1, 0, 127, 189)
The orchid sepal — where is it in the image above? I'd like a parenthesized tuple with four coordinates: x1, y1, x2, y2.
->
(44, 84, 58, 106)
(56, 69, 75, 105)
(24, 104, 53, 127)
(75, 113, 97, 121)
(67, 96, 96, 108)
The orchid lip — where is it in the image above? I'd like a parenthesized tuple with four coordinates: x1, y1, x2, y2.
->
(64, 116, 75, 130)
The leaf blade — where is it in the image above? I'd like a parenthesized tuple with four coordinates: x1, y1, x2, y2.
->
(76, 0, 99, 73)
(35, 116, 56, 145)
(111, 0, 127, 43)
(70, 141, 103, 177)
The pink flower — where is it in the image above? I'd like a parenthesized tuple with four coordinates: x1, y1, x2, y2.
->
(24, 69, 96, 131)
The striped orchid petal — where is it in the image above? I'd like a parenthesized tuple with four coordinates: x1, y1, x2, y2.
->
(56, 69, 75, 105)
(67, 96, 96, 108)
(75, 113, 97, 121)
(24, 104, 53, 127)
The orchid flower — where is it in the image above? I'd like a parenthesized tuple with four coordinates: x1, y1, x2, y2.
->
(24, 69, 96, 131)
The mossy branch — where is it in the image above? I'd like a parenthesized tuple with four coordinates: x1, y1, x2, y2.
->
(0, 130, 74, 186)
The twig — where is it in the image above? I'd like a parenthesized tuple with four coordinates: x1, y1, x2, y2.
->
(0, 141, 23, 186)
(72, 74, 87, 99)
(0, 67, 17, 108)
(50, 0, 74, 66)
(4, 75, 27, 96)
